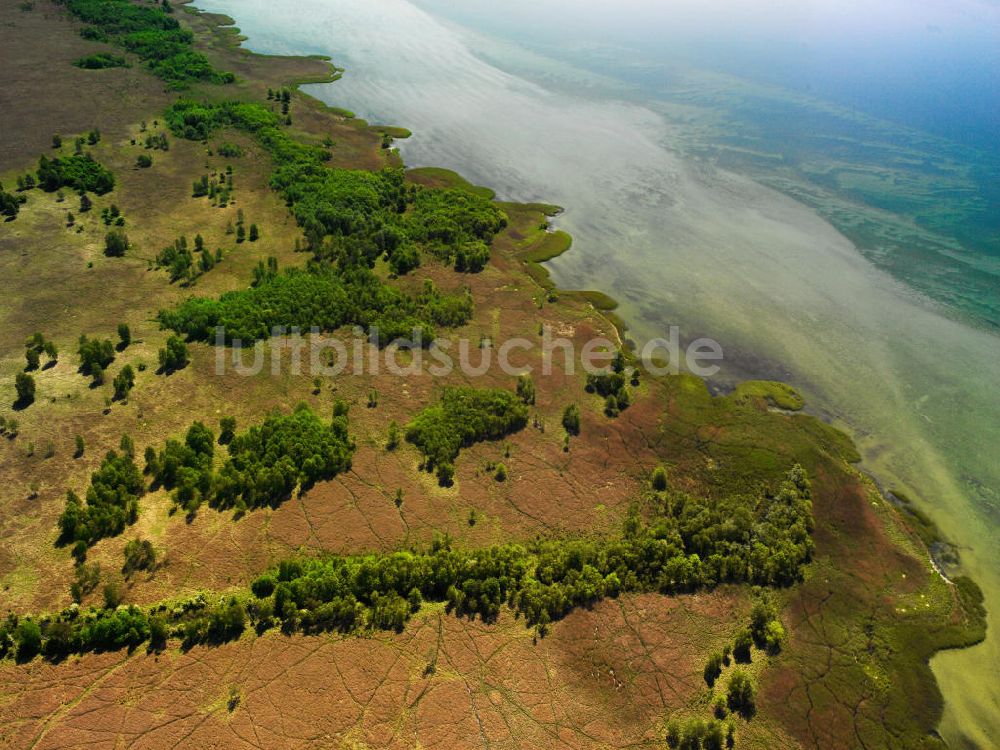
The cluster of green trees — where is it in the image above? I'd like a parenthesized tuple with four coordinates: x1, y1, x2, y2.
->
(157, 100, 504, 344)
(59, 0, 234, 88)
(73, 52, 128, 69)
(157, 335, 189, 373)
(159, 266, 472, 347)
(191, 167, 234, 205)
(144, 132, 169, 151)
(146, 405, 354, 514)
(147, 421, 215, 512)
(405, 387, 530, 485)
(58, 436, 144, 548)
(156, 234, 221, 283)
(36, 153, 114, 194)
(24, 332, 58, 371)
(167, 101, 507, 273)
(665, 717, 735, 750)
(0, 185, 27, 219)
(18, 465, 813, 662)
(77, 335, 115, 380)
(585, 351, 633, 417)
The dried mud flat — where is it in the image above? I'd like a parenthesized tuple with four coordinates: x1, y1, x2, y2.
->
(1, 592, 746, 750)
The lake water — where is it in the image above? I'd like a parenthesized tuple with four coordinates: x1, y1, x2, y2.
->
(195, 0, 1000, 744)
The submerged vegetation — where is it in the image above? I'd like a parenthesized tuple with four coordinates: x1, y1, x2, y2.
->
(15, 466, 814, 660)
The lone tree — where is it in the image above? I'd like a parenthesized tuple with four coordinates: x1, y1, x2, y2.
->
(15, 372, 35, 406)
(651, 464, 669, 492)
(562, 404, 581, 435)
(248, 223, 259, 242)
(117, 323, 131, 349)
(104, 229, 130, 257)
(113, 364, 135, 401)
(122, 538, 156, 575)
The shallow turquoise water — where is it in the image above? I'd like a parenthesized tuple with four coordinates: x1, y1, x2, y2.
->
(196, 1, 1000, 744)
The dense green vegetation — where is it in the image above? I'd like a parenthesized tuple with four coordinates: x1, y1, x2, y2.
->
(160, 267, 473, 346)
(77, 335, 115, 375)
(145, 404, 353, 514)
(58, 439, 144, 547)
(17, 466, 813, 660)
(406, 387, 530, 485)
(158, 100, 503, 347)
(73, 52, 128, 69)
(36, 154, 114, 194)
(58, 0, 233, 88)
(0, 187, 26, 219)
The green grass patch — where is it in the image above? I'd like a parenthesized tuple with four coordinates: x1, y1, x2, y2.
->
(730, 380, 805, 411)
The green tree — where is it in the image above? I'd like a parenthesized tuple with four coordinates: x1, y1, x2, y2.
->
(726, 670, 756, 716)
(219, 416, 236, 444)
(733, 628, 752, 663)
(122, 538, 156, 575)
(158, 336, 189, 373)
(386, 421, 400, 451)
(15, 371, 35, 405)
(562, 404, 580, 435)
(249, 223, 259, 242)
(516, 374, 535, 405)
(104, 229, 130, 257)
(704, 651, 724, 686)
(25, 348, 40, 371)
(113, 364, 135, 400)
(79, 193, 92, 212)
(236, 224, 246, 243)
(651, 464, 669, 492)
(52, 134, 62, 149)
(136, 154, 153, 168)
(117, 323, 131, 349)
(15, 620, 41, 662)
(103, 581, 126, 609)
(75, 434, 85, 458)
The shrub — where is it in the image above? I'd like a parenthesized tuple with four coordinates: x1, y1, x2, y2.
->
(73, 52, 128, 69)
(112, 364, 135, 400)
(651, 464, 669, 492)
(704, 651, 723, 686)
(158, 335, 189, 373)
(14, 372, 35, 405)
(104, 229, 130, 257)
(562, 404, 580, 435)
(726, 670, 755, 716)
(733, 628, 752, 663)
(117, 323, 131, 349)
(136, 154, 153, 168)
(516, 374, 535, 405)
(122, 538, 156, 574)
